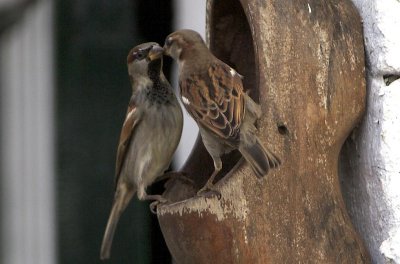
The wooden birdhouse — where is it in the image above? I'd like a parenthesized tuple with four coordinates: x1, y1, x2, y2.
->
(158, 0, 370, 263)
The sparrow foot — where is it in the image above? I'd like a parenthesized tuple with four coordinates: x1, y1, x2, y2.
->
(147, 195, 168, 214)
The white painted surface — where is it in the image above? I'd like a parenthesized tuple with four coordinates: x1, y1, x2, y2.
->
(343, 0, 400, 262)
(172, 0, 206, 169)
(378, 78, 400, 262)
(351, 0, 400, 74)
(0, 1, 56, 263)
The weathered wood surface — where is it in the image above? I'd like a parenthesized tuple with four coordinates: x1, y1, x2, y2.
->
(158, 0, 371, 263)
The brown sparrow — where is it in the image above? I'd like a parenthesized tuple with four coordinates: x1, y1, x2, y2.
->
(100, 42, 183, 260)
(163, 29, 280, 195)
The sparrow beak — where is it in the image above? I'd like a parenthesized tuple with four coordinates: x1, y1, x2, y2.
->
(163, 37, 172, 56)
(148, 45, 164, 61)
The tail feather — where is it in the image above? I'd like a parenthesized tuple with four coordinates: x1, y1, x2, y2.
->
(100, 185, 135, 260)
(239, 139, 280, 178)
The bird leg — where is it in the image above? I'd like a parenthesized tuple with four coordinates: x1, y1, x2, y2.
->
(148, 195, 167, 214)
(197, 158, 222, 199)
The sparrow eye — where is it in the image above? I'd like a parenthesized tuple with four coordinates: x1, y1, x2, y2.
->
(135, 51, 146, 60)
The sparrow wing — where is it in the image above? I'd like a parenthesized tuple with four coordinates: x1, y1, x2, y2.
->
(180, 62, 244, 141)
(115, 98, 141, 184)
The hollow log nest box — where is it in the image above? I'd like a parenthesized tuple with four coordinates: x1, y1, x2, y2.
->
(158, 0, 370, 263)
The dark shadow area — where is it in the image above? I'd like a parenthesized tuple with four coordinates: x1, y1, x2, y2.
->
(209, 0, 258, 100)
(56, 0, 172, 263)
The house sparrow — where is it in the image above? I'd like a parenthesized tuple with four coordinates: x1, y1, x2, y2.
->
(163, 29, 280, 195)
(100, 42, 183, 260)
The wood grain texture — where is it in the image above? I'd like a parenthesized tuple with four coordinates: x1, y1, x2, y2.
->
(158, 0, 371, 263)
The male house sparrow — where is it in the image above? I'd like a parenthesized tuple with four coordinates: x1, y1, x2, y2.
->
(100, 42, 183, 260)
(163, 29, 280, 195)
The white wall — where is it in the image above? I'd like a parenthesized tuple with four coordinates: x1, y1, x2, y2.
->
(0, 1, 56, 263)
(343, 0, 400, 263)
(172, 0, 207, 169)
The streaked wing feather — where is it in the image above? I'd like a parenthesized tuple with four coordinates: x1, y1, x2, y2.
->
(115, 101, 140, 185)
(180, 62, 244, 141)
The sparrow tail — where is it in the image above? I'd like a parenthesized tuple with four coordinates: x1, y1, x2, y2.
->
(239, 139, 280, 178)
(100, 185, 135, 260)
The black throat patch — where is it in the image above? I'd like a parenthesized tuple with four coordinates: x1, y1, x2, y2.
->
(146, 59, 173, 105)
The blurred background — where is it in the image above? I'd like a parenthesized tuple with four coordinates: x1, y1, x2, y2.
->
(0, 0, 205, 263)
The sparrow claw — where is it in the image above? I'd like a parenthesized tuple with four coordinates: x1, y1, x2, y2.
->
(149, 197, 168, 214)
(197, 188, 222, 200)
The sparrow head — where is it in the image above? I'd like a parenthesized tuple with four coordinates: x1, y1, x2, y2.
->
(127, 42, 164, 78)
(163, 29, 207, 61)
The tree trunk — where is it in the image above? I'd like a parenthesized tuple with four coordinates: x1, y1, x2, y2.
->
(157, 0, 371, 263)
